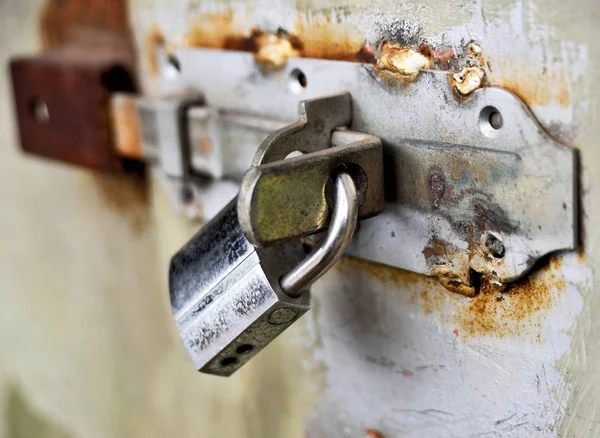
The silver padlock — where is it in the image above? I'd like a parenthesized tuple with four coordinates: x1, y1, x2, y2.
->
(169, 171, 358, 376)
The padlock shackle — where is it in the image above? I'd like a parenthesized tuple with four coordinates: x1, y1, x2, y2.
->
(280, 171, 358, 297)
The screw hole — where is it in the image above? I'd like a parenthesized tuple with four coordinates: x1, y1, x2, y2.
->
(483, 232, 505, 259)
(29, 98, 49, 124)
(164, 54, 182, 80)
(168, 54, 181, 72)
(236, 344, 253, 355)
(479, 106, 502, 138)
(289, 68, 307, 94)
(220, 357, 237, 367)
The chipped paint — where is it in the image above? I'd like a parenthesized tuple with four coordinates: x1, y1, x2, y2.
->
(146, 1, 587, 134)
(430, 266, 477, 297)
(254, 31, 301, 68)
(467, 42, 483, 58)
(449, 66, 486, 96)
(375, 43, 431, 80)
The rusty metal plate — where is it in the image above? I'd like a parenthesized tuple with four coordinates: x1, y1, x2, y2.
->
(10, 44, 134, 171)
(156, 48, 577, 292)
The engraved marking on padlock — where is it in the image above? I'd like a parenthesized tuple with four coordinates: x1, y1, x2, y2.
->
(267, 308, 298, 325)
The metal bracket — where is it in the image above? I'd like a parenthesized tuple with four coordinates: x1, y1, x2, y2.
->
(150, 48, 577, 294)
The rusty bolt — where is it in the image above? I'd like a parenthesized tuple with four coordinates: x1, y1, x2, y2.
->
(376, 43, 432, 79)
(467, 42, 483, 58)
(450, 67, 485, 96)
(483, 233, 505, 258)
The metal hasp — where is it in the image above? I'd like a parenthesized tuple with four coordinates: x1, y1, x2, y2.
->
(161, 48, 577, 295)
(238, 93, 384, 246)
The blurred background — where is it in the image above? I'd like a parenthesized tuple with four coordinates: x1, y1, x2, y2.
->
(0, 1, 318, 437)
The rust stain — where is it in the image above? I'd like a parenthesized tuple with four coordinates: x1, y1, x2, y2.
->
(489, 59, 571, 107)
(181, 12, 366, 64)
(184, 13, 251, 51)
(147, 11, 570, 110)
(364, 428, 386, 438)
(467, 42, 483, 59)
(452, 257, 566, 340)
(337, 256, 435, 292)
(431, 267, 476, 297)
(577, 247, 585, 264)
(146, 25, 165, 77)
(39, 0, 131, 50)
(337, 255, 566, 341)
(293, 13, 364, 61)
(92, 170, 149, 234)
(422, 238, 450, 261)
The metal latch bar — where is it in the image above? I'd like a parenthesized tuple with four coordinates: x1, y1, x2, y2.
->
(144, 47, 577, 295)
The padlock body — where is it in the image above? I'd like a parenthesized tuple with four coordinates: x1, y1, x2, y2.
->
(169, 199, 309, 376)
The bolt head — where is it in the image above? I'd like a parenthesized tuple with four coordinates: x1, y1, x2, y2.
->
(483, 233, 505, 258)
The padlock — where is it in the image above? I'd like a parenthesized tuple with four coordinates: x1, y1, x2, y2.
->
(169, 171, 358, 376)
(168, 93, 383, 376)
